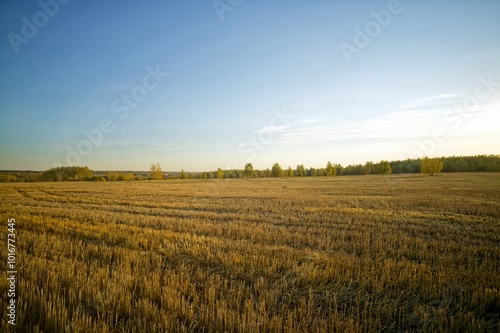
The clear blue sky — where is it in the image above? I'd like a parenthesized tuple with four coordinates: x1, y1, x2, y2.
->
(1, 0, 499, 171)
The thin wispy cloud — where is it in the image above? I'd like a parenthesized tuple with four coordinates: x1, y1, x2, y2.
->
(1, 1, 498, 170)
(276, 101, 500, 145)
(402, 93, 459, 109)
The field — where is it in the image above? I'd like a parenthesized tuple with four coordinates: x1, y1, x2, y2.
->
(1, 173, 499, 332)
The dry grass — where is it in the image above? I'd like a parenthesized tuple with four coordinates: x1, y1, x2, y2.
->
(1, 173, 499, 332)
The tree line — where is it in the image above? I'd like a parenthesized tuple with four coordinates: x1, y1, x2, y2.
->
(191, 155, 497, 179)
(0, 167, 143, 182)
(1, 154, 498, 182)
(184, 155, 499, 179)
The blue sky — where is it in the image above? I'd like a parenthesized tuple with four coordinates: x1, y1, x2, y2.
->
(1, 0, 499, 171)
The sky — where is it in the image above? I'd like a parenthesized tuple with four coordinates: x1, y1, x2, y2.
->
(0, 0, 499, 171)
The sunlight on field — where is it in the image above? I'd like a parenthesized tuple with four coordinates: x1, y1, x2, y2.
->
(1, 174, 499, 332)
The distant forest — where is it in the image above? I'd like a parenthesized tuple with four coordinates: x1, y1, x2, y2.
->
(1, 154, 499, 182)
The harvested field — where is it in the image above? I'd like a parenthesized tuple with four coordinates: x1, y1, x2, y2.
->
(1, 173, 499, 332)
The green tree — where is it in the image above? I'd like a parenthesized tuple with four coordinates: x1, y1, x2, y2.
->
(271, 163, 283, 177)
(363, 162, 373, 175)
(41, 166, 93, 181)
(78, 166, 93, 180)
(421, 157, 443, 176)
(217, 168, 224, 179)
(201, 171, 208, 179)
(286, 166, 294, 177)
(326, 161, 337, 176)
(295, 164, 305, 177)
(378, 161, 392, 175)
(106, 171, 119, 181)
(180, 169, 187, 179)
(244, 163, 254, 177)
(149, 163, 163, 180)
(260, 168, 271, 177)
(119, 172, 134, 181)
(335, 164, 344, 176)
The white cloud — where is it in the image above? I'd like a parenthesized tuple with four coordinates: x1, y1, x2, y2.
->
(275, 100, 500, 145)
(402, 93, 459, 109)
